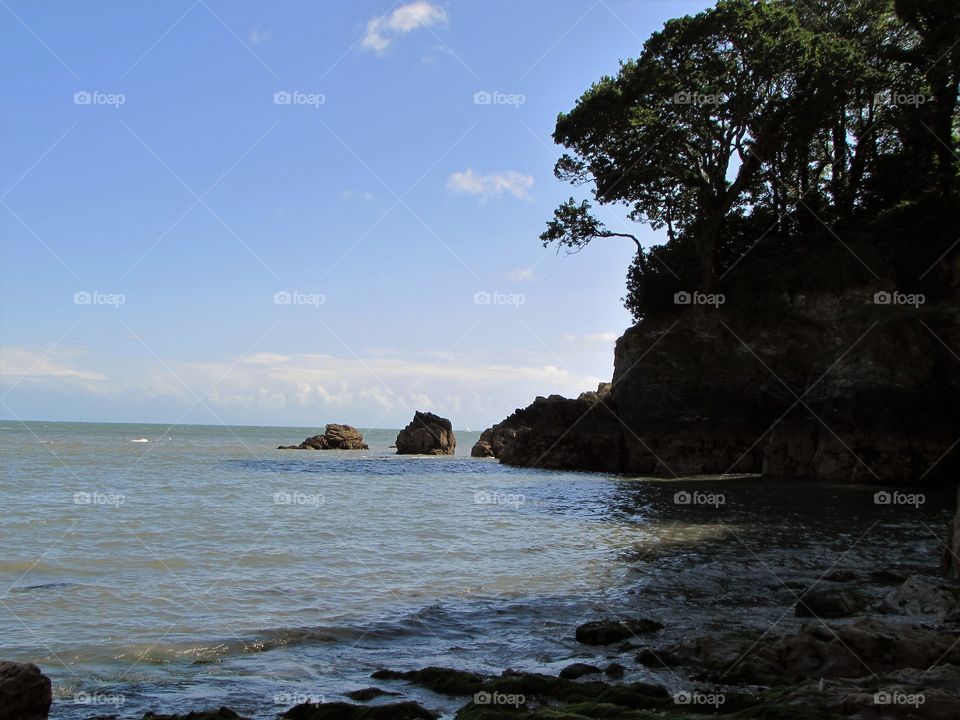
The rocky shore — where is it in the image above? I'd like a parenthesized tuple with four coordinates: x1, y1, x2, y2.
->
(473, 287, 960, 485)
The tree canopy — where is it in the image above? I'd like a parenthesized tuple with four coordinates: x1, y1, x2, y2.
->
(542, 0, 959, 320)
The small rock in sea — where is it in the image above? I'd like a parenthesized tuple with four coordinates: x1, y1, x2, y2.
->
(344, 687, 402, 702)
(282, 700, 435, 719)
(575, 618, 663, 645)
(559, 662, 601, 679)
(603, 662, 626, 678)
(141, 708, 247, 720)
(824, 569, 857, 583)
(795, 588, 868, 618)
(278, 424, 369, 450)
(395, 412, 456, 455)
(868, 569, 908, 585)
(0, 661, 52, 720)
(634, 648, 676, 668)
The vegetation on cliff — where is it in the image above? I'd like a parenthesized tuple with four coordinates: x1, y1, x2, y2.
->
(540, 0, 959, 321)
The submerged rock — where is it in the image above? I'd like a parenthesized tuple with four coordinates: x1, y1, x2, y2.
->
(278, 424, 369, 450)
(283, 702, 435, 719)
(558, 663, 601, 679)
(795, 587, 868, 618)
(141, 708, 248, 720)
(344, 687, 401, 702)
(574, 618, 663, 645)
(0, 661, 51, 720)
(395, 412, 456, 455)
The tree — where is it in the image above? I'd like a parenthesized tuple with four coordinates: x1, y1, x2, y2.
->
(542, 0, 841, 291)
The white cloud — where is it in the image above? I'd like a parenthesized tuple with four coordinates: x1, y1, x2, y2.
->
(249, 25, 272, 46)
(447, 169, 533, 200)
(362, 1, 447, 54)
(562, 332, 619, 346)
(0, 347, 105, 383)
(506, 269, 536, 282)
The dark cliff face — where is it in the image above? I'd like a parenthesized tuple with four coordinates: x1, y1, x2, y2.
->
(475, 288, 960, 484)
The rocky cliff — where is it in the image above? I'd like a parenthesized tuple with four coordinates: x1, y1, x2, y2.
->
(475, 287, 960, 484)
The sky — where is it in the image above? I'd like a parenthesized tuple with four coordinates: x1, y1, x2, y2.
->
(0, 0, 712, 429)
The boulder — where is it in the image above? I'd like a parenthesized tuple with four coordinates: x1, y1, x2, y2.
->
(795, 587, 868, 618)
(943, 486, 960, 578)
(0, 662, 51, 720)
(283, 702, 435, 719)
(141, 708, 248, 720)
(558, 663, 601, 679)
(574, 618, 663, 645)
(278, 424, 368, 450)
(395, 412, 455, 455)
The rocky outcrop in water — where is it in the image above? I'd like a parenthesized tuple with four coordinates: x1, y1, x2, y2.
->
(944, 486, 960, 578)
(0, 662, 51, 720)
(278, 424, 369, 450)
(477, 288, 960, 484)
(395, 412, 456, 455)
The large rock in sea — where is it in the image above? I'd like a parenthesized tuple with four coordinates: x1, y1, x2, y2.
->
(278, 424, 368, 450)
(474, 287, 960, 483)
(0, 661, 51, 720)
(943, 486, 960, 578)
(395, 412, 456, 455)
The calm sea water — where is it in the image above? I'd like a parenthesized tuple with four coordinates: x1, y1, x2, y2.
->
(0, 422, 953, 719)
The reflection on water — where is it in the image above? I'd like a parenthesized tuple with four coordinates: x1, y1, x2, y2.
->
(0, 422, 953, 719)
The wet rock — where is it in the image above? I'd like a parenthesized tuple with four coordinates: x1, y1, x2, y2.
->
(558, 663, 601, 679)
(575, 618, 663, 645)
(283, 702, 435, 719)
(279, 424, 369, 450)
(824, 569, 857, 583)
(143, 709, 248, 720)
(0, 661, 51, 720)
(795, 587, 868, 618)
(943, 486, 960, 578)
(869, 569, 909, 585)
(634, 648, 678, 668)
(879, 578, 960, 617)
(395, 412, 456, 455)
(370, 667, 482, 696)
(344, 688, 401, 702)
(602, 662, 625, 679)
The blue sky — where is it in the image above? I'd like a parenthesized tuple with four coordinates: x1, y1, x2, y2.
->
(0, 0, 711, 429)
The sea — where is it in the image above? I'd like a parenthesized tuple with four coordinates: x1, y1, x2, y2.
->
(0, 421, 953, 718)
